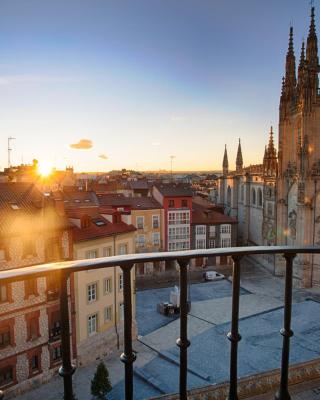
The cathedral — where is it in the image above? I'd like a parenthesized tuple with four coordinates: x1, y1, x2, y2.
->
(218, 7, 320, 288)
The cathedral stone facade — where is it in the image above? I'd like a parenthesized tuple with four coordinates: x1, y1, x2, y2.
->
(218, 7, 320, 288)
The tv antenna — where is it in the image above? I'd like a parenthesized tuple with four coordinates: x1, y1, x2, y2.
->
(170, 155, 176, 181)
(8, 137, 16, 168)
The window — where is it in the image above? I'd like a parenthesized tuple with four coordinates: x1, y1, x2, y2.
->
(220, 224, 231, 234)
(0, 285, 7, 303)
(27, 317, 39, 341)
(118, 243, 128, 255)
(0, 330, 10, 349)
(104, 306, 112, 322)
(23, 238, 36, 258)
(168, 211, 190, 225)
(168, 199, 175, 208)
(52, 346, 62, 361)
(209, 239, 215, 248)
(258, 188, 263, 207)
(87, 283, 97, 302)
(104, 278, 112, 294)
(221, 238, 231, 248)
(209, 226, 216, 237)
(137, 235, 145, 247)
(227, 186, 232, 207)
(119, 303, 124, 321)
(0, 249, 6, 261)
(0, 367, 13, 387)
(50, 311, 61, 340)
(267, 203, 273, 216)
(88, 314, 98, 336)
(103, 247, 112, 257)
(85, 249, 98, 259)
(25, 279, 38, 298)
(152, 232, 160, 246)
(136, 216, 144, 229)
(196, 225, 206, 235)
(119, 273, 123, 291)
(152, 215, 159, 229)
(30, 354, 39, 372)
(252, 188, 256, 205)
(196, 238, 206, 249)
(240, 185, 244, 202)
(181, 199, 188, 207)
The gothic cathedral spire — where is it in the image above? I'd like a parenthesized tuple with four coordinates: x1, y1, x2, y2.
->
(306, 6, 318, 67)
(223, 144, 229, 175)
(236, 138, 243, 173)
(284, 26, 296, 98)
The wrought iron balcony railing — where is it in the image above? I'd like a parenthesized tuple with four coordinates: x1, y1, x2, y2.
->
(0, 245, 320, 400)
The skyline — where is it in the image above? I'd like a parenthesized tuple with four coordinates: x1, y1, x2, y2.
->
(0, 0, 315, 172)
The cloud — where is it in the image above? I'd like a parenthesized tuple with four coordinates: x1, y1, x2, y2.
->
(69, 139, 93, 150)
(151, 142, 161, 146)
(98, 153, 108, 160)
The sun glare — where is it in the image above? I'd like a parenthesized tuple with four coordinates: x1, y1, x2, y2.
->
(37, 162, 53, 177)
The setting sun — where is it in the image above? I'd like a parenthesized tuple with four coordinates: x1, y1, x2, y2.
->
(37, 162, 53, 177)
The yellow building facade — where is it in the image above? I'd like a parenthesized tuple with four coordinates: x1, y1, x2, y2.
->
(73, 231, 136, 365)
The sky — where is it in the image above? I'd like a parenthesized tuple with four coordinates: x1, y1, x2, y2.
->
(0, 0, 316, 172)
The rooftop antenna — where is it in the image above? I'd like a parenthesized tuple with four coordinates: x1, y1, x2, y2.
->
(8, 137, 16, 168)
(170, 155, 176, 181)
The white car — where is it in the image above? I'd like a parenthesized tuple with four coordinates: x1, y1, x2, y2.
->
(203, 271, 225, 281)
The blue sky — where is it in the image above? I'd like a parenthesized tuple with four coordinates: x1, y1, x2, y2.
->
(0, 1, 315, 171)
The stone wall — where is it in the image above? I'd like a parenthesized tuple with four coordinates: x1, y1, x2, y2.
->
(151, 359, 320, 400)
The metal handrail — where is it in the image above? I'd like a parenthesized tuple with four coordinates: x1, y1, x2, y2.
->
(0, 245, 318, 282)
(0, 245, 320, 400)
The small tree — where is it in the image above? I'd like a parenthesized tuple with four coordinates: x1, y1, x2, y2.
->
(91, 361, 112, 399)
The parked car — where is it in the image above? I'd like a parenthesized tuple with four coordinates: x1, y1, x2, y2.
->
(203, 271, 225, 281)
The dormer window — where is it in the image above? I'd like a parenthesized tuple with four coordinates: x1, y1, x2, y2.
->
(10, 203, 19, 210)
(93, 219, 106, 227)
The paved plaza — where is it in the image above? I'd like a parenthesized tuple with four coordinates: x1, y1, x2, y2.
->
(16, 259, 320, 400)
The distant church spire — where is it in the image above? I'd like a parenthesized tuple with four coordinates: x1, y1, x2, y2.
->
(236, 138, 243, 173)
(223, 145, 229, 175)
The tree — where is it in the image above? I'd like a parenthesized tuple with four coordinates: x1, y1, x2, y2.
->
(91, 361, 112, 399)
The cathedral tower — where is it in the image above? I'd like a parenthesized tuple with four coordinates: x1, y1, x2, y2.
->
(277, 7, 320, 287)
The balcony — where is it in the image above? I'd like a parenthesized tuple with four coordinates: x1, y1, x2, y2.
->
(47, 289, 60, 302)
(49, 326, 61, 343)
(1, 245, 320, 400)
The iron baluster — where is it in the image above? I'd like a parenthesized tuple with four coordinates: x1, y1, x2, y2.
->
(59, 270, 76, 400)
(176, 258, 190, 400)
(120, 264, 136, 400)
(275, 253, 296, 400)
(227, 255, 242, 400)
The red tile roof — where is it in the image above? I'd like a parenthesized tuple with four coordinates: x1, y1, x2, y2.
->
(192, 202, 237, 225)
(0, 183, 71, 236)
(70, 214, 136, 242)
(97, 194, 162, 210)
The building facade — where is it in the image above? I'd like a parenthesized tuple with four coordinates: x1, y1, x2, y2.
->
(0, 183, 74, 397)
(56, 188, 137, 365)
